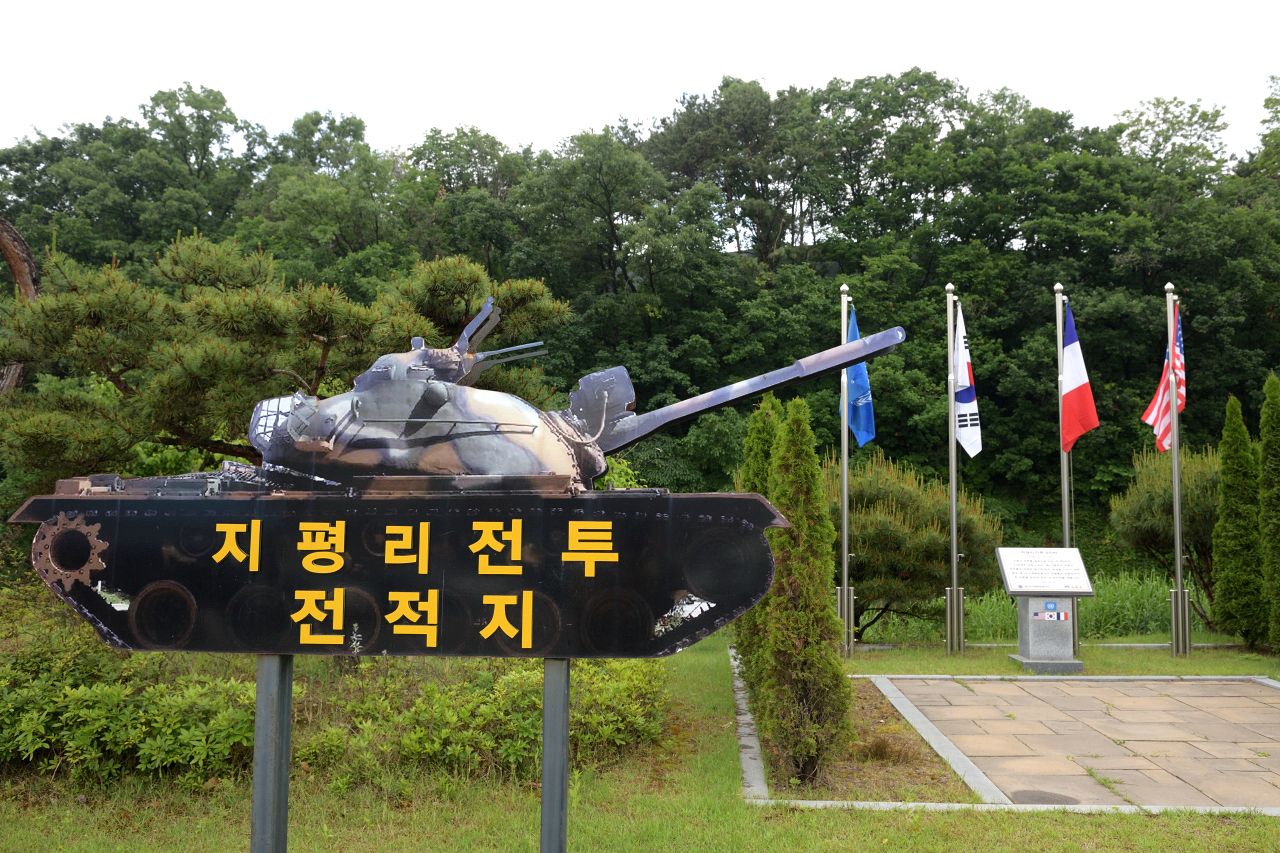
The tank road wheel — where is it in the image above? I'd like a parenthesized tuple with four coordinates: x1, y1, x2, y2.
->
(225, 585, 292, 651)
(581, 589, 653, 656)
(679, 527, 767, 605)
(492, 590, 562, 657)
(177, 520, 219, 558)
(32, 513, 108, 592)
(128, 580, 199, 650)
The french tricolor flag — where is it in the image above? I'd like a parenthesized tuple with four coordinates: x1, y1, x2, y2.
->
(1061, 302, 1100, 453)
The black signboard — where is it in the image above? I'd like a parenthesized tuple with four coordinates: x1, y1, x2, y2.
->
(15, 490, 781, 658)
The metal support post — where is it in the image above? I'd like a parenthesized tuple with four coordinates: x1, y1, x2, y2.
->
(836, 586, 857, 654)
(1165, 284, 1190, 657)
(251, 654, 294, 853)
(1170, 589, 1191, 657)
(541, 658, 571, 853)
(946, 587, 965, 655)
(1071, 596, 1080, 657)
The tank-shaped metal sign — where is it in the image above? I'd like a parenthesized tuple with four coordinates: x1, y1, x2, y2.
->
(11, 299, 905, 658)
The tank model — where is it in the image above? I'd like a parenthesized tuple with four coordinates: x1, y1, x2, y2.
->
(11, 299, 906, 659)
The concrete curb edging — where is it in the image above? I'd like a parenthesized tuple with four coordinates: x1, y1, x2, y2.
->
(869, 675, 1011, 805)
(728, 649, 770, 800)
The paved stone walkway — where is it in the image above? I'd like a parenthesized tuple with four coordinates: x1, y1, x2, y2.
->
(886, 676, 1280, 809)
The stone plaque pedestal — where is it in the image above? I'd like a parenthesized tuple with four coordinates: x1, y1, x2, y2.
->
(1009, 596, 1082, 674)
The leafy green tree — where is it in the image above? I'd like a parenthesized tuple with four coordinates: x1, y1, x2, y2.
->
(0, 237, 568, 505)
(1260, 375, 1280, 646)
(1118, 96, 1228, 177)
(235, 118, 434, 298)
(1251, 76, 1280, 180)
(0, 85, 267, 275)
(1211, 395, 1264, 645)
(514, 129, 668, 298)
(750, 397, 850, 785)
(1110, 446, 1221, 629)
(644, 77, 836, 265)
(829, 450, 1003, 639)
(410, 126, 530, 200)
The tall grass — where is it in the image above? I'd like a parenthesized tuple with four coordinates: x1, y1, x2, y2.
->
(858, 571, 1216, 643)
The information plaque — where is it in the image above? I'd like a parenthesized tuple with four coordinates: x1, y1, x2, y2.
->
(995, 547, 1094, 597)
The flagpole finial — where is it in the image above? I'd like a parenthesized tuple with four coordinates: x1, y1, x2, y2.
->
(1165, 282, 1175, 294)
(945, 283, 954, 294)
(1054, 283, 1064, 295)
(840, 283, 848, 294)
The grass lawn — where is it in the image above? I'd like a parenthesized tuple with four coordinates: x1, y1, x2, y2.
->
(2, 633, 1279, 851)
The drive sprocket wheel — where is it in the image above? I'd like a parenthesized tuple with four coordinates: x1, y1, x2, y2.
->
(32, 513, 108, 592)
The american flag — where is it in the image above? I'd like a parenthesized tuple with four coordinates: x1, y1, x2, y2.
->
(1141, 304, 1185, 452)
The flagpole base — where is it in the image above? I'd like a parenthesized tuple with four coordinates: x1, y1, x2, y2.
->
(836, 586, 857, 656)
(946, 587, 965, 656)
(1170, 589, 1191, 657)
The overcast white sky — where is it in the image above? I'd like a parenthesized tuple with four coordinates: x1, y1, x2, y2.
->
(4, 1, 1275, 161)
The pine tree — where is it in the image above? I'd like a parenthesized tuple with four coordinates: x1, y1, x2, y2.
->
(751, 397, 851, 784)
(1212, 395, 1264, 645)
(1260, 375, 1280, 647)
(0, 237, 569, 507)
(732, 393, 783, 685)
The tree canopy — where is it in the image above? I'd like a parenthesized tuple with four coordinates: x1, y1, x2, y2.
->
(3, 71, 1279, 528)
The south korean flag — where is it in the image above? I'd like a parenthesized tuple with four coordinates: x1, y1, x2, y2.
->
(954, 304, 982, 457)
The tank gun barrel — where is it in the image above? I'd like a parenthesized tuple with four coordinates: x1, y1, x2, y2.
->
(456, 341, 549, 386)
(593, 325, 906, 453)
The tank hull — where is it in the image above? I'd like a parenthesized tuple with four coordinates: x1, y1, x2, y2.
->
(13, 484, 783, 659)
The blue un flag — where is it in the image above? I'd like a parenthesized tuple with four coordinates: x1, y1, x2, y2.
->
(847, 306, 875, 446)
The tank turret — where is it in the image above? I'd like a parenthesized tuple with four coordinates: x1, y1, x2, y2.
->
(248, 297, 905, 492)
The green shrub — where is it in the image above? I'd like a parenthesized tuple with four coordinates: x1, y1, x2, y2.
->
(297, 657, 669, 786)
(1212, 395, 1265, 646)
(1110, 445, 1219, 629)
(750, 398, 851, 785)
(0, 669, 255, 784)
(1261, 375, 1280, 646)
(732, 394, 784, 691)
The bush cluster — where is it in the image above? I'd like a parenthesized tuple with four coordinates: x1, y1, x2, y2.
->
(0, 575, 669, 789)
(0, 671, 255, 783)
(298, 658, 668, 789)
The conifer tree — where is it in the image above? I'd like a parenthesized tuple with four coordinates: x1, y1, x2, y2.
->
(733, 393, 784, 684)
(1260, 375, 1280, 646)
(751, 397, 851, 784)
(1212, 395, 1264, 645)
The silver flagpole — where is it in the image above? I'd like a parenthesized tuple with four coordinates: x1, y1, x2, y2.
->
(839, 284, 852, 655)
(946, 284, 962, 655)
(1167, 282, 1190, 656)
(1056, 284, 1079, 655)
(1054, 281, 1064, 540)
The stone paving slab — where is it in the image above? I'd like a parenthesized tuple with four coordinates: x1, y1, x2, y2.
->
(986, 774, 1130, 806)
(885, 677, 1280, 809)
(1122, 740, 1215, 758)
(1098, 769, 1217, 807)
